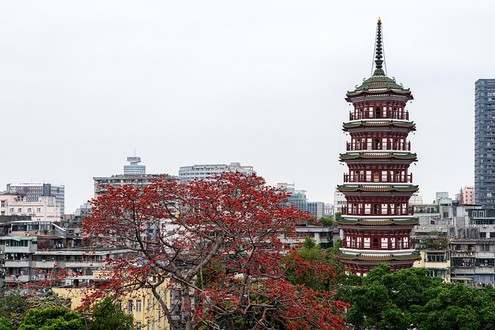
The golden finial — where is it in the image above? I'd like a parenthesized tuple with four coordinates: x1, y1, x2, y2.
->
(378, 17, 381, 23)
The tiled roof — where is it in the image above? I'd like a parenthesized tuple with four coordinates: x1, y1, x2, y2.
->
(339, 152, 417, 161)
(343, 120, 416, 131)
(346, 74, 413, 99)
(337, 184, 419, 193)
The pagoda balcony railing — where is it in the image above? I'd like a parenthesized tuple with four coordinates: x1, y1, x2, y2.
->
(341, 206, 414, 216)
(343, 173, 413, 183)
(346, 141, 411, 151)
(340, 242, 413, 249)
(349, 112, 409, 121)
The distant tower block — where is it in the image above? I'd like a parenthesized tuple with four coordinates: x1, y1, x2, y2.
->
(336, 18, 420, 275)
(124, 156, 146, 175)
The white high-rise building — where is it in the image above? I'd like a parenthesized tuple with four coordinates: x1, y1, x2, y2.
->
(94, 156, 178, 196)
(178, 162, 256, 183)
(124, 156, 146, 175)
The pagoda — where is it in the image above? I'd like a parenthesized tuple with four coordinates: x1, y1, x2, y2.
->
(336, 18, 420, 275)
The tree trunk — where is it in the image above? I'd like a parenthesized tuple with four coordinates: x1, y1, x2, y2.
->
(183, 289, 193, 330)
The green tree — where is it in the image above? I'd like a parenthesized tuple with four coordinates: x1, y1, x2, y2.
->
(0, 293, 29, 328)
(319, 215, 334, 227)
(346, 264, 444, 329)
(19, 306, 83, 330)
(346, 263, 495, 329)
(84, 296, 134, 330)
(0, 317, 12, 330)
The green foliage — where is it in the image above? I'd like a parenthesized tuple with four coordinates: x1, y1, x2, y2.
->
(19, 306, 83, 330)
(0, 317, 12, 330)
(28, 291, 72, 310)
(328, 239, 340, 255)
(319, 215, 334, 227)
(302, 236, 317, 249)
(84, 296, 134, 330)
(346, 263, 495, 330)
(0, 292, 29, 328)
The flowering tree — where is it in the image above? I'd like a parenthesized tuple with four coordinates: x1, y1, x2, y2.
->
(83, 172, 347, 329)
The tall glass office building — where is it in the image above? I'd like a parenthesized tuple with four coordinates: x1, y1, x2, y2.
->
(475, 79, 495, 208)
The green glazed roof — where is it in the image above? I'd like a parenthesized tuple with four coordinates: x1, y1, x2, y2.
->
(346, 75, 412, 98)
(339, 152, 417, 161)
(336, 184, 419, 193)
(343, 120, 416, 131)
(336, 217, 419, 226)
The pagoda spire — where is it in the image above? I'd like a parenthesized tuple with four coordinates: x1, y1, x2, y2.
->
(373, 17, 385, 76)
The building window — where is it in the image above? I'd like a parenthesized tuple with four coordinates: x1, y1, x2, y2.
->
(136, 300, 142, 312)
(0, 200, 5, 207)
(127, 300, 133, 312)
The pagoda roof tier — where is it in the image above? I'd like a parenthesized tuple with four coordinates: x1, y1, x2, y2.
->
(337, 184, 418, 193)
(339, 251, 420, 261)
(339, 152, 417, 161)
(346, 75, 413, 100)
(336, 217, 419, 226)
(342, 120, 416, 131)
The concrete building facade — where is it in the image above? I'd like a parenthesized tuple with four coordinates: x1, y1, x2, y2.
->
(178, 162, 255, 183)
(475, 79, 495, 209)
(6, 183, 65, 215)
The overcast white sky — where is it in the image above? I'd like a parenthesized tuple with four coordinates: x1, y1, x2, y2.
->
(0, 1, 493, 212)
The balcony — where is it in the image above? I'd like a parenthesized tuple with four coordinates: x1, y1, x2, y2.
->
(450, 251, 475, 258)
(32, 260, 58, 268)
(4, 260, 30, 268)
(343, 173, 413, 183)
(349, 111, 410, 121)
(65, 261, 103, 268)
(346, 141, 411, 152)
(5, 275, 30, 283)
(341, 206, 414, 217)
(4, 246, 34, 254)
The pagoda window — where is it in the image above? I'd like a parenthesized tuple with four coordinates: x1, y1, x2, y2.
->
(366, 171, 371, 181)
(364, 204, 371, 215)
(383, 107, 387, 117)
(374, 138, 381, 150)
(404, 237, 409, 248)
(351, 236, 357, 248)
(357, 237, 362, 248)
(393, 139, 399, 150)
(394, 171, 400, 182)
(381, 204, 387, 214)
(373, 204, 379, 215)
(372, 237, 379, 249)
(375, 107, 381, 118)
(373, 172, 380, 182)
(397, 238, 403, 249)
(382, 171, 387, 181)
(364, 238, 370, 248)
(346, 236, 350, 247)
(381, 238, 388, 249)
(391, 237, 396, 249)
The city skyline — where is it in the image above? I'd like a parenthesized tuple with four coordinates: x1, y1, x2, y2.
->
(0, 1, 493, 212)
